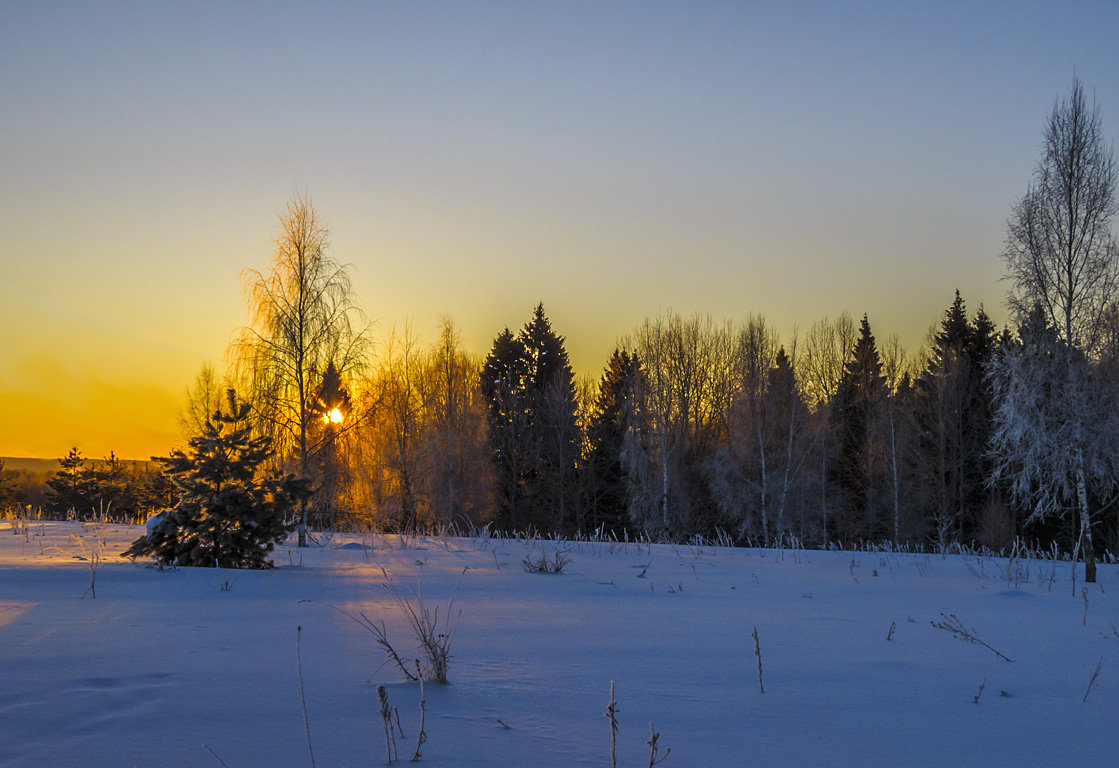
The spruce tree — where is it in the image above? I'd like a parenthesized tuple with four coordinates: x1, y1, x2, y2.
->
(123, 390, 308, 569)
(0, 460, 20, 511)
(519, 304, 580, 533)
(480, 305, 580, 534)
(45, 448, 92, 518)
(832, 315, 886, 540)
(481, 328, 529, 530)
(914, 293, 1003, 546)
(586, 349, 642, 535)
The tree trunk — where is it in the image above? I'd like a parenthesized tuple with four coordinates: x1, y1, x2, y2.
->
(1076, 447, 1097, 583)
(757, 422, 768, 546)
(820, 441, 828, 548)
(890, 404, 900, 546)
(661, 442, 671, 533)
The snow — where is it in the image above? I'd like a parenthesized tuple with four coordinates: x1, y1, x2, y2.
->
(1, 522, 1116, 767)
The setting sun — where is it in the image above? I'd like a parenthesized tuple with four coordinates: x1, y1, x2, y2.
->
(324, 408, 343, 425)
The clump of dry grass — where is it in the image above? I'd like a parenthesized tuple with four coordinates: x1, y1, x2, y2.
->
(301, 568, 464, 685)
(522, 547, 571, 574)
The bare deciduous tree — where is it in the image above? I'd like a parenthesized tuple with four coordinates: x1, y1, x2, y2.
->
(425, 316, 488, 528)
(379, 323, 426, 529)
(799, 313, 856, 544)
(625, 312, 736, 534)
(235, 193, 370, 546)
(179, 363, 228, 441)
(1004, 77, 1118, 355)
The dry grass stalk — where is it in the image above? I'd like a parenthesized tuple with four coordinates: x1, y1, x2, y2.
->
(301, 570, 463, 685)
(202, 744, 232, 768)
(752, 626, 765, 694)
(296, 626, 317, 768)
(647, 722, 670, 766)
(412, 676, 427, 762)
(1083, 658, 1103, 702)
(378, 685, 398, 763)
(930, 613, 1013, 662)
(605, 681, 619, 768)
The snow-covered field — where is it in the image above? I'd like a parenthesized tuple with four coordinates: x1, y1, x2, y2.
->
(1, 521, 1116, 767)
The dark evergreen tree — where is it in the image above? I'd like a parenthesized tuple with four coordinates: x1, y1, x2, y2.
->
(585, 349, 643, 535)
(480, 305, 580, 533)
(965, 304, 1006, 544)
(45, 448, 93, 518)
(87, 452, 145, 522)
(831, 315, 886, 540)
(123, 390, 308, 568)
(912, 293, 1004, 547)
(0, 459, 21, 511)
(481, 328, 529, 530)
(137, 463, 178, 514)
(519, 304, 580, 533)
(914, 292, 975, 544)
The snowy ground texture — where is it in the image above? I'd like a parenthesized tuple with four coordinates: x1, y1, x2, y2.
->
(2, 522, 1117, 767)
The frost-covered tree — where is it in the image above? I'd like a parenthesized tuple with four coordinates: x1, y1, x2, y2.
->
(124, 390, 308, 569)
(989, 308, 1119, 581)
(997, 78, 1119, 581)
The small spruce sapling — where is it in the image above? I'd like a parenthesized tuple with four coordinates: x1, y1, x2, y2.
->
(124, 390, 308, 569)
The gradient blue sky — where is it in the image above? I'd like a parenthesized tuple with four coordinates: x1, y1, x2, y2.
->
(2, 1, 1117, 459)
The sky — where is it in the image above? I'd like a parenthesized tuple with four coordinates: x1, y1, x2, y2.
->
(2, 1, 1117, 460)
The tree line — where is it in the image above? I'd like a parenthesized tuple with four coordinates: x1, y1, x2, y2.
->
(7, 78, 1117, 577)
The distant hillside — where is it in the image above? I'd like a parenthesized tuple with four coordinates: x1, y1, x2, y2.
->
(1, 457, 156, 473)
(2, 457, 61, 473)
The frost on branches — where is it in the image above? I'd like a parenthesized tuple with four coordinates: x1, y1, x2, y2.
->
(988, 308, 1119, 582)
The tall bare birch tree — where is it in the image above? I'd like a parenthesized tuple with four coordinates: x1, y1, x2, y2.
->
(236, 193, 370, 546)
